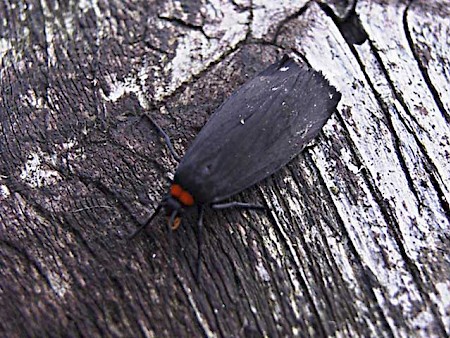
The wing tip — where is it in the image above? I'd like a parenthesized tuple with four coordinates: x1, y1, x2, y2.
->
(287, 57, 342, 106)
(262, 54, 342, 106)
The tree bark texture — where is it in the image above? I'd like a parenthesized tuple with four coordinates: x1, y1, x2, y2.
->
(0, 0, 449, 337)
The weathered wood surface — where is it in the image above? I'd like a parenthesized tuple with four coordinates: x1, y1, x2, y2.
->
(1, 0, 449, 337)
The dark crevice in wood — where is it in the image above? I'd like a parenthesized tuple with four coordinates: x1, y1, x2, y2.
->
(213, 222, 265, 333)
(174, 274, 211, 337)
(243, 0, 254, 41)
(365, 43, 422, 204)
(1, 200, 107, 334)
(254, 240, 297, 334)
(271, 1, 311, 45)
(248, 38, 283, 51)
(130, 115, 182, 170)
(318, 0, 368, 45)
(143, 2, 254, 107)
(262, 192, 328, 337)
(190, 253, 226, 336)
(218, 214, 271, 334)
(345, 43, 448, 335)
(1, 0, 448, 336)
(292, 49, 428, 320)
(401, 3, 450, 218)
(1, 239, 53, 292)
(305, 147, 396, 337)
(134, 295, 157, 336)
(403, 2, 450, 124)
(337, 10, 427, 213)
(295, 153, 364, 333)
(338, 9, 448, 333)
(0, 68, 25, 158)
(328, 121, 399, 336)
(366, 37, 449, 223)
(268, 174, 336, 335)
(238, 200, 293, 335)
(419, 156, 450, 220)
(152, 49, 241, 105)
(141, 38, 171, 56)
(32, 1, 54, 135)
(158, 15, 211, 39)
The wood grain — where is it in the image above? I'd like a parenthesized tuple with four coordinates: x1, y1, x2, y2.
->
(1, 0, 448, 337)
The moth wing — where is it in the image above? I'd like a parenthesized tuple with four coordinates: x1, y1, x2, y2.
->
(175, 56, 341, 204)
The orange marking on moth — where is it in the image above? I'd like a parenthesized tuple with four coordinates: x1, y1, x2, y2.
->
(172, 217, 181, 230)
(170, 184, 183, 197)
(170, 184, 195, 206)
(166, 215, 181, 230)
(179, 191, 194, 206)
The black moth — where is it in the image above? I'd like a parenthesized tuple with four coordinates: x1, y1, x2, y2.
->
(133, 55, 341, 273)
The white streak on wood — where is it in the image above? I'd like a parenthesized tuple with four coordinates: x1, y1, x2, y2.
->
(46, 270, 70, 298)
(260, 182, 317, 326)
(0, 2, 30, 66)
(79, 0, 111, 41)
(20, 150, 61, 188)
(354, 41, 448, 244)
(251, 0, 308, 39)
(294, 2, 448, 336)
(155, 0, 249, 101)
(357, 1, 450, 332)
(407, 4, 450, 114)
(39, 0, 58, 66)
(100, 69, 150, 109)
(180, 278, 218, 338)
(79, 0, 100, 15)
(137, 319, 155, 338)
(19, 139, 81, 189)
(433, 282, 450, 325)
(357, 0, 450, 207)
(0, 184, 11, 199)
(0, 38, 11, 61)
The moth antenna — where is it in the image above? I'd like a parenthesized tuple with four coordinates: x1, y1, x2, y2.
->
(129, 203, 163, 240)
(143, 114, 181, 162)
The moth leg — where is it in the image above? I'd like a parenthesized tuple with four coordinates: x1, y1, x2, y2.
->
(167, 210, 178, 283)
(128, 204, 163, 240)
(195, 206, 205, 282)
(142, 113, 181, 162)
(212, 201, 265, 241)
(211, 201, 265, 210)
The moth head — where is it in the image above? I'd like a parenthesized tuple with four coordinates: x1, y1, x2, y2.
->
(162, 183, 196, 230)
